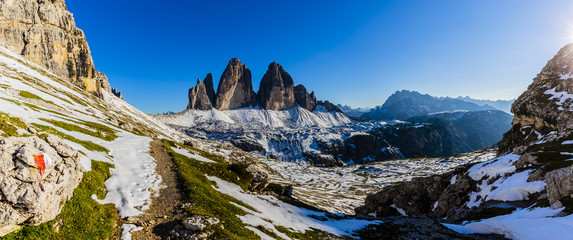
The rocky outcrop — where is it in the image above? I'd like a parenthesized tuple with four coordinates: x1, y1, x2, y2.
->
(294, 84, 317, 111)
(0, 0, 110, 96)
(257, 62, 296, 110)
(499, 43, 573, 153)
(203, 73, 216, 107)
(187, 78, 213, 110)
(0, 135, 83, 236)
(215, 58, 255, 110)
(111, 88, 124, 100)
(230, 137, 264, 153)
(316, 100, 344, 113)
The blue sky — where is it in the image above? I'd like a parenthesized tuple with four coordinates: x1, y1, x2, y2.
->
(67, 0, 573, 113)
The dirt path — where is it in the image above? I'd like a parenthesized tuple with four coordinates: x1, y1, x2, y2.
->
(129, 139, 186, 240)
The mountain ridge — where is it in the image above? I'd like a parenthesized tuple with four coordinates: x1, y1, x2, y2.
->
(187, 58, 325, 112)
(362, 90, 500, 120)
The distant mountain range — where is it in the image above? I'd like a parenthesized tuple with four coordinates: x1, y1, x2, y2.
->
(336, 105, 372, 117)
(455, 96, 514, 113)
(359, 90, 514, 121)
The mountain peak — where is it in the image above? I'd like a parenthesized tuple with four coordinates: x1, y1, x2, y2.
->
(363, 90, 496, 120)
(257, 62, 296, 110)
(215, 58, 254, 110)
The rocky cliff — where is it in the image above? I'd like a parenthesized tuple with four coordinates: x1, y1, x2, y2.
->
(257, 62, 296, 110)
(356, 43, 573, 233)
(0, 0, 111, 96)
(499, 43, 573, 153)
(203, 73, 216, 106)
(215, 58, 255, 110)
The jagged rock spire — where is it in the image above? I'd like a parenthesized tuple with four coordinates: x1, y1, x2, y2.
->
(215, 58, 255, 110)
(257, 62, 296, 110)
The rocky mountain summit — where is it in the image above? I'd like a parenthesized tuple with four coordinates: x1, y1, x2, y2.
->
(186, 58, 322, 112)
(363, 90, 498, 120)
(257, 62, 296, 110)
(0, 0, 113, 97)
(214, 58, 255, 110)
(355, 43, 573, 238)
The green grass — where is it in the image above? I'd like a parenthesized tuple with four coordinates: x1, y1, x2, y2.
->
(2, 160, 118, 240)
(0, 97, 21, 106)
(164, 140, 259, 239)
(175, 142, 225, 163)
(32, 123, 110, 154)
(18, 91, 55, 105)
(0, 84, 10, 89)
(275, 226, 350, 240)
(0, 112, 27, 137)
(40, 118, 118, 141)
(62, 92, 88, 107)
(22, 103, 66, 118)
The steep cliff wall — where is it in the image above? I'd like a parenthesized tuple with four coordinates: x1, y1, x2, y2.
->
(0, 0, 110, 96)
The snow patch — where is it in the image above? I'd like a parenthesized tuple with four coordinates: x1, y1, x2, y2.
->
(391, 204, 407, 216)
(444, 207, 573, 240)
(121, 224, 143, 240)
(95, 132, 161, 217)
(172, 147, 215, 163)
(207, 176, 379, 237)
(468, 154, 518, 181)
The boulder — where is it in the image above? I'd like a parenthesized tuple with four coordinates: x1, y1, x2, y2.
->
(355, 175, 450, 217)
(245, 163, 270, 193)
(188, 78, 213, 110)
(294, 84, 317, 111)
(182, 215, 220, 231)
(514, 153, 540, 169)
(0, 136, 83, 236)
(545, 166, 573, 205)
(257, 62, 296, 110)
(215, 58, 255, 110)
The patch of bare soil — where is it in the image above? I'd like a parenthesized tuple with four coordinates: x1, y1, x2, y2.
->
(128, 139, 186, 240)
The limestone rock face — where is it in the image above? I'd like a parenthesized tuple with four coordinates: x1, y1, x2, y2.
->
(499, 43, 573, 153)
(294, 84, 317, 111)
(203, 73, 216, 107)
(0, 0, 110, 96)
(215, 58, 254, 110)
(188, 78, 213, 110)
(257, 62, 296, 110)
(0, 135, 83, 236)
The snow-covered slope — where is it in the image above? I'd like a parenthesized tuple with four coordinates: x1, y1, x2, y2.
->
(157, 107, 352, 129)
(0, 46, 186, 233)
